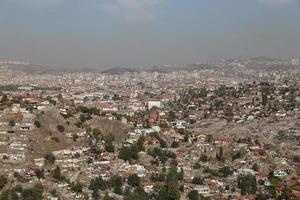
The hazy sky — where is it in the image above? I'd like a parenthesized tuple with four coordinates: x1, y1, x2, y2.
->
(0, 0, 300, 68)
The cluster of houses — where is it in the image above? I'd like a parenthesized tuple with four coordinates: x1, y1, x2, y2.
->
(0, 73, 300, 199)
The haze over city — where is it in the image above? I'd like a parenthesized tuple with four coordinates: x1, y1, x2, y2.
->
(0, 0, 300, 68)
(1, 1, 300, 200)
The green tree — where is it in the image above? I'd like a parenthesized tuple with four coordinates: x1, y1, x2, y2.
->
(216, 146, 224, 162)
(157, 186, 168, 200)
(46, 96, 56, 105)
(71, 182, 83, 194)
(34, 168, 44, 179)
(0, 175, 7, 190)
(89, 176, 107, 192)
(200, 154, 208, 162)
(218, 166, 233, 177)
(92, 128, 101, 139)
(167, 111, 176, 122)
(102, 192, 115, 200)
(128, 174, 141, 187)
(34, 120, 41, 128)
(22, 183, 44, 200)
(159, 139, 168, 148)
(105, 134, 115, 153)
(199, 88, 208, 98)
(232, 150, 242, 160)
(192, 177, 203, 185)
(216, 85, 226, 97)
(255, 139, 261, 147)
(0, 190, 9, 200)
(72, 134, 79, 142)
(148, 148, 176, 164)
(75, 121, 82, 128)
(262, 92, 268, 106)
(256, 192, 267, 200)
(224, 106, 233, 120)
(252, 163, 259, 172)
(124, 186, 149, 200)
(0, 94, 9, 103)
(184, 134, 189, 142)
(177, 168, 184, 181)
(10, 185, 23, 200)
(79, 113, 91, 123)
(171, 141, 179, 148)
(44, 153, 56, 164)
(110, 175, 123, 195)
(293, 155, 300, 163)
(160, 122, 169, 128)
(239, 175, 257, 195)
(58, 93, 63, 102)
(137, 136, 145, 152)
(205, 134, 214, 144)
(51, 136, 60, 143)
(150, 173, 166, 182)
(9, 120, 15, 127)
(166, 166, 180, 200)
(119, 145, 138, 162)
(187, 190, 199, 200)
(113, 186, 122, 195)
(57, 125, 64, 133)
(51, 166, 65, 182)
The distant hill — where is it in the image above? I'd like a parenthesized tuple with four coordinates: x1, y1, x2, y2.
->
(1, 63, 99, 74)
(0, 57, 296, 75)
(101, 67, 138, 74)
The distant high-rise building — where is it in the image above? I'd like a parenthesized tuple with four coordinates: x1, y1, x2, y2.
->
(291, 58, 299, 66)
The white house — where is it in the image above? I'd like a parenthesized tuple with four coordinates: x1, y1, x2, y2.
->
(194, 186, 211, 194)
(20, 123, 32, 131)
(273, 170, 287, 177)
(176, 120, 187, 129)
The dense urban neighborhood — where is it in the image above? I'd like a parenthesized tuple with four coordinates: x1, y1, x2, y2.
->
(1, 57, 300, 200)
